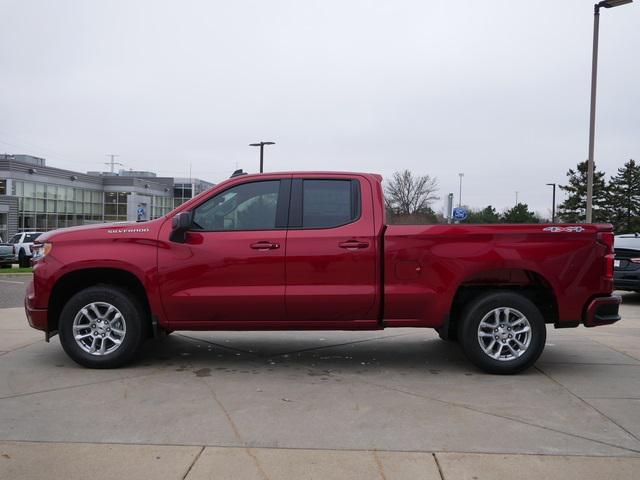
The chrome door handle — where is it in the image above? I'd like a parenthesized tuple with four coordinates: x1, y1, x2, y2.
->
(250, 241, 280, 250)
(338, 240, 369, 250)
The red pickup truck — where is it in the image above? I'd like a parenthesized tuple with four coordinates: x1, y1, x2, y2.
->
(25, 171, 621, 374)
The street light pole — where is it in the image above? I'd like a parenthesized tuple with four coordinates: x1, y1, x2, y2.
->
(458, 173, 464, 207)
(586, 0, 633, 223)
(546, 183, 557, 223)
(249, 141, 275, 173)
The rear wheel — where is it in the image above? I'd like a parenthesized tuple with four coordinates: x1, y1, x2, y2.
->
(58, 285, 145, 368)
(458, 291, 546, 374)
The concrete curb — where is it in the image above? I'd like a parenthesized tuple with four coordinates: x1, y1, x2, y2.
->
(1, 441, 639, 480)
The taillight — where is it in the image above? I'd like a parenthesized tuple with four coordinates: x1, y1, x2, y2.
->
(598, 232, 615, 279)
(605, 254, 614, 278)
(597, 232, 614, 253)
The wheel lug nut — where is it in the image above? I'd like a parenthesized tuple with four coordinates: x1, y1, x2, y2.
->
(495, 335, 499, 340)
(508, 335, 512, 338)
(91, 324, 95, 328)
(494, 328, 498, 332)
(101, 333, 105, 337)
(502, 339, 506, 343)
(107, 328, 110, 332)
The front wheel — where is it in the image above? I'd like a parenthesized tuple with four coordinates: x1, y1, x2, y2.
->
(458, 291, 546, 374)
(58, 285, 146, 368)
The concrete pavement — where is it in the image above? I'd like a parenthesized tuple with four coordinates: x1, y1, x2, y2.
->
(1, 292, 640, 479)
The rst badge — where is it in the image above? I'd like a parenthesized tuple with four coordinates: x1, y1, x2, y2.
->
(543, 226, 585, 233)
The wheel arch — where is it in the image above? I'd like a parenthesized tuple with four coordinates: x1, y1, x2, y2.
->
(48, 267, 153, 336)
(444, 268, 558, 340)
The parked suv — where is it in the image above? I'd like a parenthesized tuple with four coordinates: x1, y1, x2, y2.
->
(614, 233, 640, 292)
(9, 232, 44, 267)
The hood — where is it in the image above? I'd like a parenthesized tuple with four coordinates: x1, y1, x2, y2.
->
(37, 218, 164, 243)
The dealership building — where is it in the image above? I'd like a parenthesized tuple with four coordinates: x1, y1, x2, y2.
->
(0, 154, 213, 241)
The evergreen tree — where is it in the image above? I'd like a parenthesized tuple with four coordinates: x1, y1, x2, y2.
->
(607, 159, 640, 233)
(465, 206, 501, 223)
(501, 203, 539, 224)
(557, 160, 608, 223)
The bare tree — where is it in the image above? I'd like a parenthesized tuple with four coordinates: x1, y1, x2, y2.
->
(384, 170, 440, 215)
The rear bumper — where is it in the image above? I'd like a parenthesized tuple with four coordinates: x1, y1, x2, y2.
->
(584, 295, 622, 327)
(24, 280, 48, 331)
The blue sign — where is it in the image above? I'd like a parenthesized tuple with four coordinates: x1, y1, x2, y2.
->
(452, 207, 468, 221)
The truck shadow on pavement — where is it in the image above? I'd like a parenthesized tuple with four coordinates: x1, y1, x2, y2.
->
(618, 291, 640, 305)
(126, 331, 514, 377)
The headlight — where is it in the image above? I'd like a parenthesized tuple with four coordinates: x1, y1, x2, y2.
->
(31, 243, 52, 261)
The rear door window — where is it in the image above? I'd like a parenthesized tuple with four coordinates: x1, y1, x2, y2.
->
(301, 180, 360, 229)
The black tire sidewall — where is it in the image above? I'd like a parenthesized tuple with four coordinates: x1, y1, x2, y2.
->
(458, 291, 546, 375)
(58, 286, 144, 368)
(18, 250, 28, 268)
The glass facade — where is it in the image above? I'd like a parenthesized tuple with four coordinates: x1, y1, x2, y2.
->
(0, 213, 7, 242)
(104, 192, 129, 222)
(12, 180, 104, 231)
(0, 159, 210, 236)
(151, 196, 172, 219)
(173, 183, 193, 208)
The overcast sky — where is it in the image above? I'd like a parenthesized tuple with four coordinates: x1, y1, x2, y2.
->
(1, 0, 638, 215)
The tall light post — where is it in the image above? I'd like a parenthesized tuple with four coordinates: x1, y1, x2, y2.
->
(515, 191, 519, 205)
(586, 0, 633, 223)
(458, 173, 464, 207)
(546, 183, 557, 223)
(249, 141, 275, 173)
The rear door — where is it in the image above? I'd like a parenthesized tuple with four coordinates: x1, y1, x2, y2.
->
(285, 175, 378, 322)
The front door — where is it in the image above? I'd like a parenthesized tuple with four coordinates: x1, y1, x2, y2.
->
(158, 178, 290, 326)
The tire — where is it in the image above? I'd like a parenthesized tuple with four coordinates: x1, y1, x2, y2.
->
(436, 327, 457, 342)
(18, 250, 29, 268)
(58, 285, 146, 368)
(457, 291, 546, 375)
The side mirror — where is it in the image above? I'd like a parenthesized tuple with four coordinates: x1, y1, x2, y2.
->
(170, 211, 192, 243)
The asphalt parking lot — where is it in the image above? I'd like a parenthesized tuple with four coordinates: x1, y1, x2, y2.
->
(1, 278, 639, 479)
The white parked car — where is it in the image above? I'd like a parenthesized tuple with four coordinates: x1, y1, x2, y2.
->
(8, 232, 44, 267)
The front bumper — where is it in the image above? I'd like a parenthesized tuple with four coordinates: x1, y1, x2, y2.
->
(24, 280, 48, 331)
(584, 295, 621, 327)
